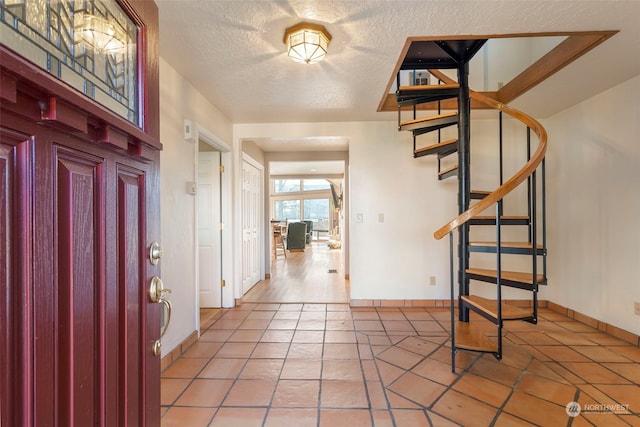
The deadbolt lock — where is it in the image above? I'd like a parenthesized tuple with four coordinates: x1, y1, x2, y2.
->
(149, 241, 163, 265)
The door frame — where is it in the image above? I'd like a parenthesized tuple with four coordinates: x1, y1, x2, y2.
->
(189, 121, 234, 317)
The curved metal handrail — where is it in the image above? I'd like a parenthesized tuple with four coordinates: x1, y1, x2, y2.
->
(429, 70, 548, 240)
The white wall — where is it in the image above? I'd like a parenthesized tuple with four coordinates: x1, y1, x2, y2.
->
(159, 58, 232, 356)
(242, 140, 265, 165)
(348, 122, 455, 300)
(545, 74, 640, 335)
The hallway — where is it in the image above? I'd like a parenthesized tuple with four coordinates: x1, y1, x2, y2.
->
(161, 302, 639, 426)
(242, 242, 349, 304)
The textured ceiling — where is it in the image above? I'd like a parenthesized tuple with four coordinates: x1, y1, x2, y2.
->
(156, 0, 640, 127)
(156, 0, 640, 175)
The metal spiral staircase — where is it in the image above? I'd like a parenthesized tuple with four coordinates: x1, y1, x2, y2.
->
(395, 39, 548, 372)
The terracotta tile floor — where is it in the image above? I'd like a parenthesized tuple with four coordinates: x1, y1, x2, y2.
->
(161, 304, 640, 426)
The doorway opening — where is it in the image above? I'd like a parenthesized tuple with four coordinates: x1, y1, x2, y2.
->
(243, 157, 349, 304)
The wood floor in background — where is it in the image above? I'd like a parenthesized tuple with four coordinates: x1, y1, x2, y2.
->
(242, 242, 349, 304)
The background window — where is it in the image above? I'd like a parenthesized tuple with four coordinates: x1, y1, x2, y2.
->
(274, 200, 300, 221)
(274, 179, 300, 193)
(303, 179, 331, 191)
(303, 198, 329, 231)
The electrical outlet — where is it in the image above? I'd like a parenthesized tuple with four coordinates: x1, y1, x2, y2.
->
(429, 276, 436, 286)
(635, 301, 640, 316)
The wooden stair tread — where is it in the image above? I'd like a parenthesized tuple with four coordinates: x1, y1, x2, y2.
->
(399, 112, 458, 130)
(470, 190, 491, 199)
(454, 321, 497, 352)
(473, 215, 529, 220)
(396, 84, 460, 107)
(440, 164, 458, 174)
(469, 215, 530, 226)
(438, 164, 458, 180)
(469, 241, 543, 249)
(398, 83, 460, 91)
(461, 295, 533, 320)
(414, 138, 458, 154)
(466, 268, 544, 284)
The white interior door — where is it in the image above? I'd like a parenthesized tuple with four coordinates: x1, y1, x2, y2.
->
(198, 151, 222, 307)
(242, 160, 262, 294)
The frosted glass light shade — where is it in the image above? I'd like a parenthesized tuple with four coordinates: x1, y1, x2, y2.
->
(283, 22, 331, 64)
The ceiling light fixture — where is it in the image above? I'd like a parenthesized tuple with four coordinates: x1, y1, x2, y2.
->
(283, 22, 331, 64)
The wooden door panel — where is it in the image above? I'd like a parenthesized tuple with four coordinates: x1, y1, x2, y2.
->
(117, 166, 146, 426)
(0, 129, 33, 427)
(54, 147, 106, 426)
(141, 151, 161, 427)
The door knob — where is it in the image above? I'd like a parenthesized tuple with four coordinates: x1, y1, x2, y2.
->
(149, 276, 171, 303)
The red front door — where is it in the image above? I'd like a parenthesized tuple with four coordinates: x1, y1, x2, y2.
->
(1, 114, 162, 427)
(0, 1, 162, 425)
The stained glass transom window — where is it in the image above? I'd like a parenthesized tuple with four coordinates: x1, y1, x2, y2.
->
(0, 0, 140, 125)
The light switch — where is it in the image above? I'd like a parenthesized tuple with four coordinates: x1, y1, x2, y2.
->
(356, 213, 363, 223)
(378, 213, 384, 223)
(184, 119, 195, 142)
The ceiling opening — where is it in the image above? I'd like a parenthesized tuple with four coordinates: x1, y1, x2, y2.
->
(378, 31, 618, 112)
